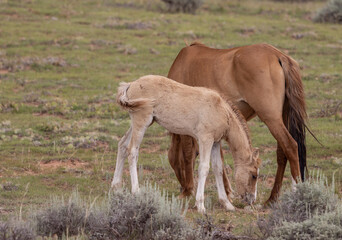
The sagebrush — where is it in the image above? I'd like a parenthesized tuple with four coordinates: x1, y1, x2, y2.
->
(10, 185, 209, 239)
(0, 221, 36, 240)
(313, 0, 342, 23)
(161, 0, 204, 13)
(267, 211, 342, 240)
(35, 191, 89, 238)
(258, 173, 341, 239)
(272, 0, 318, 2)
(86, 185, 207, 240)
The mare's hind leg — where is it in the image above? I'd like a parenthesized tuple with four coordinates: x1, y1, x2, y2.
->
(262, 118, 300, 203)
(168, 134, 197, 197)
(212, 142, 235, 211)
(127, 111, 153, 193)
(111, 127, 132, 189)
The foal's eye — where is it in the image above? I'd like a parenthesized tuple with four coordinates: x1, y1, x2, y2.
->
(252, 175, 257, 180)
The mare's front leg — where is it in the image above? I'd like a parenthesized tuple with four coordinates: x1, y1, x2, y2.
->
(195, 138, 214, 214)
(211, 142, 235, 211)
(111, 127, 132, 189)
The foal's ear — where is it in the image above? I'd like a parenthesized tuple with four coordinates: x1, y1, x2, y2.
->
(253, 148, 262, 167)
(252, 148, 259, 159)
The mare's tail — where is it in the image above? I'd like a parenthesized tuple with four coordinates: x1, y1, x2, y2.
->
(279, 55, 307, 181)
(116, 82, 153, 112)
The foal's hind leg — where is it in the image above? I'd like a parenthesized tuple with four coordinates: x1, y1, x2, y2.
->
(111, 127, 132, 189)
(212, 142, 235, 211)
(195, 138, 214, 213)
(127, 112, 153, 193)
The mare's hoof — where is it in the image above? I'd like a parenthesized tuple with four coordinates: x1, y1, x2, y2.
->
(180, 189, 193, 198)
(264, 198, 277, 209)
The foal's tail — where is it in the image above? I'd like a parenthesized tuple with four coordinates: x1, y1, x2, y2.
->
(279, 55, 307, 181)
(116, 82, 153, 112)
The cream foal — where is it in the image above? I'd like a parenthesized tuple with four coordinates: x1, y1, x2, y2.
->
(111, 75, 261, 213)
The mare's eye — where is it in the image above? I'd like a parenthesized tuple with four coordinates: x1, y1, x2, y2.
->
(252, 175, 257, 180)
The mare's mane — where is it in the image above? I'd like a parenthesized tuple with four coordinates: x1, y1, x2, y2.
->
(190, 41, 205, 47)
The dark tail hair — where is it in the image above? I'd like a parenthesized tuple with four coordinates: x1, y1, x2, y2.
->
(279, 55, 307, 181)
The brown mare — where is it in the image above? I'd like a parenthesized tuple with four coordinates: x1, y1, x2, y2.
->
(167, 43, 307, 204)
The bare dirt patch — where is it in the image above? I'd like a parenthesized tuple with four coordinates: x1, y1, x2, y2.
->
(265, 177, 275, 188)
(141, 144, 161, 153)
(39, 159, 89, 172)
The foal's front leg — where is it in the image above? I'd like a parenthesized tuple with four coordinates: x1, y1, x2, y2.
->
(195, 138, 214, 214)
(211, 142, 235, 211)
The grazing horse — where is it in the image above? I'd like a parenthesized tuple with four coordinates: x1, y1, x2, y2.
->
(167, 43, 307, 204)
(111, 75, 261, 213)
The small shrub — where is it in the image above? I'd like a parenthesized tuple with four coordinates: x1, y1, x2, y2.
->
(0, 185, 258, 239)
(1, 181, 19, 191)
(258, 173, 340, 239)
(35, 191, 88, 238)
(267, 211, 342, 240)
(0, 221, 36, 240)
(161, 0, 204, 14)
(313, 0, 342, 24)
(87, 185, 206, 240)
(272, 0, 318, 2)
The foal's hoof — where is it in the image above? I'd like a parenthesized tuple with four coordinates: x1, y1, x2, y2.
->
(196, 206, 206, 214)
(111, 182, 122, 191)
(195, 202, 206, 214)
(227, 192, 235, 202)
(219, 200, 235, 212)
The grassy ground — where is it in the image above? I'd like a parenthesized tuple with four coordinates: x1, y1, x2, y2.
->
(0, 0, 341, 236)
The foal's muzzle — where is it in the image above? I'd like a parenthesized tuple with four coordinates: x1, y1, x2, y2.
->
(243, 193, 256, 205)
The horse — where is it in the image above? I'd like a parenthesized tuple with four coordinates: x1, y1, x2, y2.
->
(111, 75, 262, 213)
(167, 42, 307, 204)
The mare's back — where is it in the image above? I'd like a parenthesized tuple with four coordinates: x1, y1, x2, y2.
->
(167, 44, 240, 96)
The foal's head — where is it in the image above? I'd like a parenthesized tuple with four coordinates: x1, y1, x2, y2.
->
(234, 148, 262, 205)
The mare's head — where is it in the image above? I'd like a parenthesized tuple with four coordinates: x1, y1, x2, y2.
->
(234, 148, 262, 205)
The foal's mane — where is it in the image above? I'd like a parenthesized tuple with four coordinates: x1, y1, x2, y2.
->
(226, 100, 252, 149)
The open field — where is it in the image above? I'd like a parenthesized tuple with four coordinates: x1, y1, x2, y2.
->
(0, 0, 341, 236)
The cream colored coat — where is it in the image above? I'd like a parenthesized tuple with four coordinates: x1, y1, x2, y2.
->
(112, 75, 261, 213)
